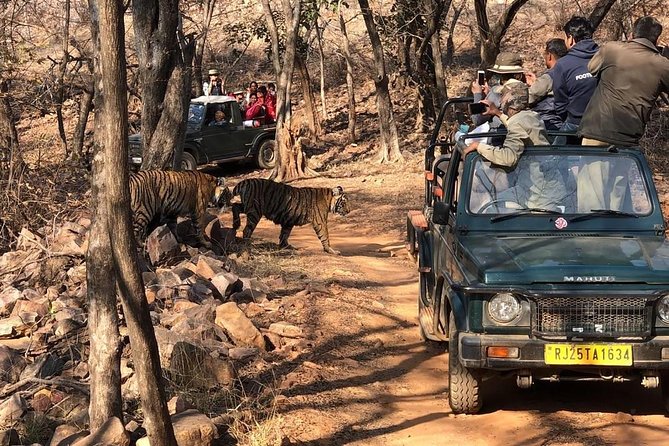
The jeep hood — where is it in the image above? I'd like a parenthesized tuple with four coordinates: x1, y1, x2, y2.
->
(460, 235, 669, 285)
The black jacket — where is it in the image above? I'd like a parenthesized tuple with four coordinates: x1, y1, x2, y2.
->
(550, 39, 599, 125)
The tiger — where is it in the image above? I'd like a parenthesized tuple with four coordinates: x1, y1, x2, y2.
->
(129, 170, 231, 249)
(231, 178, 350, 255)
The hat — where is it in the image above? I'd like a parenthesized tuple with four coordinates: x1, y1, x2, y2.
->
(500, 81, 529, 111)
(208, 69, 220, 76)
(233, 90, 244, 95)
(487, 52, 524, 74)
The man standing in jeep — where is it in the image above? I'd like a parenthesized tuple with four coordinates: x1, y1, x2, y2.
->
(551, 16, 599, 144)
(580, 16, 669, 147)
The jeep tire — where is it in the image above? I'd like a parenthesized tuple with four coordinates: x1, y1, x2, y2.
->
(181, 152, 197, 171)
(448, 312, 482, 414)
(257, 139, 277, 169)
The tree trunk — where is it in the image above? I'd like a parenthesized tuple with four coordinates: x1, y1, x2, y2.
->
(0, 79, 21, 171)
(93, 0, 177, 443)
(474, 0, 530, 67)
(54, 0, 71, 158)
(430, 28, 447, 106)
(589, 0, 618, 30)
(261, 0, 315, 181)
(445, 1, 463, 65)
(357, 0, 402, 162)
(296, 56, 321, 137)
(72, 87, 94, 162)
(315, 20, 327, 121)
(86, 0, 122, 430)
(141, 35, 195, 170)
(193, 0, 215, 97)
(338, 3, 356, 143)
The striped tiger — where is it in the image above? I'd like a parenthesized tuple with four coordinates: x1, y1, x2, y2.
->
(231, 178, 350, 255)
(130, 170, 231, 248)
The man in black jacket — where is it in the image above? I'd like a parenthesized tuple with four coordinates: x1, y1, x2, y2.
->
(528, 38, 568, 132)
(550, 16, 599, 144)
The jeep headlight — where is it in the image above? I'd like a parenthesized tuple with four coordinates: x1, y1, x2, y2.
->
(657, 296, 669, 323)
(488, 293, 521, 323)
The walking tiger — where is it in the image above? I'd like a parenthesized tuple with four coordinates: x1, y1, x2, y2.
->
(231, 178, 350, 254)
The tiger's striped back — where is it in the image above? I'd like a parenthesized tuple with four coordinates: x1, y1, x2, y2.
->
(231, 178, 349, 254)
(129, 170, 226, 247)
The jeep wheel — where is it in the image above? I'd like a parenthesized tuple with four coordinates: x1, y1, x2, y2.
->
(181, 152, 197, 171)
(257, 139, 277, 169)
(448, 312, 482, 414)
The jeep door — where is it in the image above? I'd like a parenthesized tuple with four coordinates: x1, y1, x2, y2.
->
(200, 103, 249, 162)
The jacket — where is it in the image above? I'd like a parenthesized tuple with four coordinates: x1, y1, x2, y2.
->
(579, 38, 669, 146)
(477, 110, 549, 167)
(550, 39, 599, 124)
(529, 72, 562, 130)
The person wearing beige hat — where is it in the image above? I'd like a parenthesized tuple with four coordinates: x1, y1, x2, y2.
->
(204, 68, 223, 96)
(471, 52, 527, 132)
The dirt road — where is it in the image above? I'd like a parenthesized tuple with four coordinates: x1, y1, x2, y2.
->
(226, 159, 669, 446)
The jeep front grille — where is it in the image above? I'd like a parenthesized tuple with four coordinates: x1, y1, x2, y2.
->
(532, 296, 652, 338)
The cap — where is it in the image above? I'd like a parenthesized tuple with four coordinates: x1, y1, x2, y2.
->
(208, 69, 220, 76)
(487, 52, 524, 74)
(501, 81, 529, 111)
(233, 90, 244, 95)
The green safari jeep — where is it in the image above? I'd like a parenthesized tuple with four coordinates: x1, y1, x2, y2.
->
(407, 98, 669, 414)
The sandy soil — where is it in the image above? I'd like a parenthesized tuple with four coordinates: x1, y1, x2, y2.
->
(217, 154, 669, 446)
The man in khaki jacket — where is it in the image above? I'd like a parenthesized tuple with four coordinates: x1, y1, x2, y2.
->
(577, 17, 669, 212)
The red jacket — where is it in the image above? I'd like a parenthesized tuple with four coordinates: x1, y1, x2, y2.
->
(265, 95, 276, 122)
(244, 102, 265, 120)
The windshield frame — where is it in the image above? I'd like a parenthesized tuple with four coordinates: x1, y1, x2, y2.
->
(456, 146, 663, 234)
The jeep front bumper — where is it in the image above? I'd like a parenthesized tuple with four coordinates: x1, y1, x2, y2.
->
(459, 333, 669, 369)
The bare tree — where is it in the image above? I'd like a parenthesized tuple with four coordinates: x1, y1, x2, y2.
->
(261, 0, 317, 180)
(53, 0, 71, 157)
(192, 0, 216, 97)
(88, 0, 177, 443)
(473, 0, 530, 67)
(589, 0, 618, 30)
(315, 18, 328, 120)
(134, 0, 195, 170)
(338, 1, 356, 143)
(358, 0, 402, 162)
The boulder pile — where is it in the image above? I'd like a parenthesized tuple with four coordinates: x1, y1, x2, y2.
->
(0, 219, 310, 445)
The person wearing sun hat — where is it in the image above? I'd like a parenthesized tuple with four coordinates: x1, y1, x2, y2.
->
(204, 68, 223, 96)
(471, 52, 527, 133)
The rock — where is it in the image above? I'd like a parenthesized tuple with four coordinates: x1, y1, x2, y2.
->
(0, 287, 21, 316)
(156, 268, 183, 287)
(228, 347, 258, 360)
(121, 374, 140, 401)
(206, 220, 236, 251)
(0, 394, 27, 424)
(72, 361, 89, 379)
(614, 411, 634, 423)
(243, 302, 265, 319)
(195, 257, 225, 280)
(48, 424, 84, 446)
(0, 316, 24, 338)
(0, 428, 20, 446)
(168, 395, 193, 415)
(136, 409, 218, 446)
(243, 278, 271, 295)
(52, 231, 87, 257)
(210, 272, 242, 298)
(263, 331, 283, 351)
(147, 225, 180, 265)
(229, 289, 262, 304)
(173, 300, 200, 313)
(16, 227, 43, 250)
(55, 318, 81, 337)
(20, 354, 65, 380)
(269, 322, 304, 338)
(215, 303, 265, 350)
(142, 271, 157, 286)
(0, 345, 24, 383)
(169, 340, 235, 387)
(31, 388, 53, 413)
(67, 264, 87, 284)
(72, 416, 129, 446)
(11, 299, 49, 318)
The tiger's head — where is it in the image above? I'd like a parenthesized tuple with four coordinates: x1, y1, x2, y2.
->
(331, 186, 350, 216)
(212, 178, 233, 209)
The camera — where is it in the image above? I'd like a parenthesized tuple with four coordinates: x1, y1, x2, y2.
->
(468, 102, 488, 115)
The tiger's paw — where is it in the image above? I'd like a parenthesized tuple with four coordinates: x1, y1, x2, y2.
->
(325, 247, 341, 255)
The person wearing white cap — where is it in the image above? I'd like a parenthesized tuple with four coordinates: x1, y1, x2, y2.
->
(203, 68, 222, 96)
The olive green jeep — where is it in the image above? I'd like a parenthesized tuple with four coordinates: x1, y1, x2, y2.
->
(407, 98, 669, 414)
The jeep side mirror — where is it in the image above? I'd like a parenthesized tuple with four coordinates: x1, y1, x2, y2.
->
(433, 201, 451, 225)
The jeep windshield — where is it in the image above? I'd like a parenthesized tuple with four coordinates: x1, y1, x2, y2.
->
(187, 103, 205, 129)
(468, 151, 652, 217)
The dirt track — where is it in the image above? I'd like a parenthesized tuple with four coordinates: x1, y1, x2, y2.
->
(223, 158, 669, 446)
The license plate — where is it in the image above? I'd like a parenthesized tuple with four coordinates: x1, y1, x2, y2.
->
(544, 343, 633, 366)
(131, 157, 142, 164)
